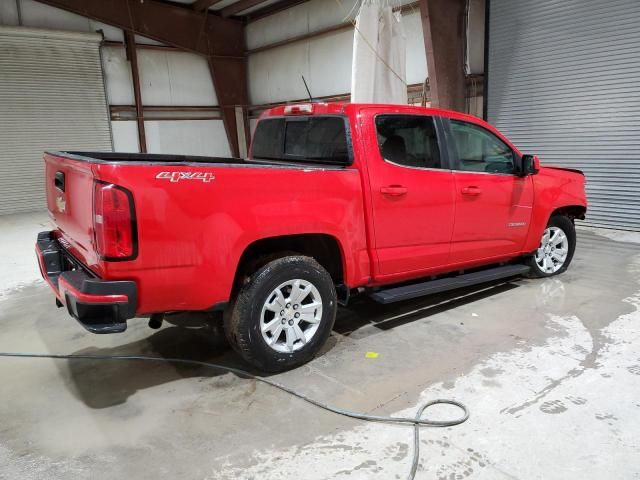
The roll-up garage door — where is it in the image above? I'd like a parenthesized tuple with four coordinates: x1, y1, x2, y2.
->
(486, 0, 640, 230)
(0, 27, 112, 215)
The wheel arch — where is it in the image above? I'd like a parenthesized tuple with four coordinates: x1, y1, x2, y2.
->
(231, 233, 347, 298)
(550, 204, 586, 222)
(524, 203, 586, 253)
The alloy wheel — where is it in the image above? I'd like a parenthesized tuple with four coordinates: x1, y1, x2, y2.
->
(535, 226, 569, 274)
(260, 279, 323, 353)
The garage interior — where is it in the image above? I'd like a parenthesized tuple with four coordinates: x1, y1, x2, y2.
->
(1, 0, 639, 479)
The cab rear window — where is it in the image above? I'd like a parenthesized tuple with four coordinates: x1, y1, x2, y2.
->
(252, 116, 351, 166)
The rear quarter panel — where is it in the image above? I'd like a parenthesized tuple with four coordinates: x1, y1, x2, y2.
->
(94, 162, 369, 313)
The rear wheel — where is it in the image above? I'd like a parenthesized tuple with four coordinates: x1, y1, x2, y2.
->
(526, 215, 576, 278)
(225, 255, 337, 372)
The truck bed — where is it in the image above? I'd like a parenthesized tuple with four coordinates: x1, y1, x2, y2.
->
(43, 150, 367, 314)
(55, 151, 248, 165)
(52, 151, 348, 169)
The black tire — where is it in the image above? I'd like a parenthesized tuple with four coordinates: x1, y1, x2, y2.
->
(224, 255, 337, 372)
(525, 215, 576, 278)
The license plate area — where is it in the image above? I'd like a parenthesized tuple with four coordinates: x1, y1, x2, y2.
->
(37, 231, 94, 289)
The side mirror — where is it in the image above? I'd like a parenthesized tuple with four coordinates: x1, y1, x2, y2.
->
(519, 154, 540, 176)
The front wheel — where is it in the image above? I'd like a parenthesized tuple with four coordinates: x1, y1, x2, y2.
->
(525, 215, 576, 278)
(225, 255, 337, 372)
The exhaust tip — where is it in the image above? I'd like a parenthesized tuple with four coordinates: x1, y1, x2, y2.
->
(148, 313, 164, 330)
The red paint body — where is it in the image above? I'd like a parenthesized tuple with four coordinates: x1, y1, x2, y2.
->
(41, 103, 587, 316)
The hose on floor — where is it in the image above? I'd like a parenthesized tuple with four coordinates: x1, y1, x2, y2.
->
(0, 352, 469, 480)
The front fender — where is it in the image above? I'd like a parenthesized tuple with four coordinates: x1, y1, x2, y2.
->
(523, 168, 587, 252)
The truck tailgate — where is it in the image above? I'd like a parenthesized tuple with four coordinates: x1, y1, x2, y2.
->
(44, 152, 98, 269)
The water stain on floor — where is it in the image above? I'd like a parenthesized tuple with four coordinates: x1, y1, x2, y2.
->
(540, 399, 568, 414)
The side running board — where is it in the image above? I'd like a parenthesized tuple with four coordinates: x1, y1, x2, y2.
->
(369, 264, 530, 304)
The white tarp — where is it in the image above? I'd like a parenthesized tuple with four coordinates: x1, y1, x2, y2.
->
(350, 0, 407, 104)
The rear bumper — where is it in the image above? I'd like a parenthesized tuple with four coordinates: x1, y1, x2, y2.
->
(35, 231, 137, 334)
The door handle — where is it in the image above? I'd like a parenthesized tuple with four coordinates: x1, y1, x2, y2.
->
(380, 185, 408, 196)
(461, 186, 481, 196)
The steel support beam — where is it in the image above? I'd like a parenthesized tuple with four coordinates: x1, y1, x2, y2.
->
(34, 0, 247, 157)
(124, 31, 147, 153)
(208, 56, 248, 157)
(419, 0, 466, 112)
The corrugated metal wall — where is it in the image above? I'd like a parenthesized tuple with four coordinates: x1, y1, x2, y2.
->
(487, 0, 640, 230)
(0, 26, 112, 215)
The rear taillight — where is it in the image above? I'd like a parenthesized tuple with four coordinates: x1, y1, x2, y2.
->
(93, 182, 137, 260)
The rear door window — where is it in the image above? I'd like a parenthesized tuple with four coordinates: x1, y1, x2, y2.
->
(252, 116, 350, 165)
(375, 115, 442, 169)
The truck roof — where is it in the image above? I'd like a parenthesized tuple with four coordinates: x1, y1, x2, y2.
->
(260, 102, 487, 125)
(259, 102, 516, 153)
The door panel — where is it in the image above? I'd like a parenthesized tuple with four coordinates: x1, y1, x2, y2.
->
(373, 167, 456, 274)
(451, 172, 533, 263)
(362, 110, 456, 276)
(447, 119, 534, 264)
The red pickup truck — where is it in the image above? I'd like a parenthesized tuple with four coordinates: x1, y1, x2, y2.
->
(36, 103, 586, 371)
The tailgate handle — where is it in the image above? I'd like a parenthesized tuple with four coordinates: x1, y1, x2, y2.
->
(54, 171, 65, 192)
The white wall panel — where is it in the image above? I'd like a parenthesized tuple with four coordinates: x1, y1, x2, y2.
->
(134, 34, 164, 46)
(246, 2, 310, 51)
(138, 50, 218, 106)
(111, 121, 139, 153)
(246, 0, 417, 51)
(249, 40, 310, 104)
(101, 46, 134, 105)
(20, 0, 89, 32)
(14, 0, 122, 41)
(247, 1, 429, 104)
(145, 120, 230, 157)
(91, 21, 124, 43)
(308, 29, 353, 98)
(307, 0, 358, 31)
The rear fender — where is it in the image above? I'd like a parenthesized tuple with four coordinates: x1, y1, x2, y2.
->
(228, 231, 368, 299)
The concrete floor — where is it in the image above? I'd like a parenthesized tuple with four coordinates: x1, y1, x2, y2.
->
(1, 212, 639, 480)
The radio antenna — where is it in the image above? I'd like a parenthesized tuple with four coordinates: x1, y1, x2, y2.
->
(301, 75, 313, 102)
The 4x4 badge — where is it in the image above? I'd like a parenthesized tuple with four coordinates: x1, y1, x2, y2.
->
(156, 172, 215, 183)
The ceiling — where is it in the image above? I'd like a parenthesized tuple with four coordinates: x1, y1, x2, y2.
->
(164, 0, 307, 21)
